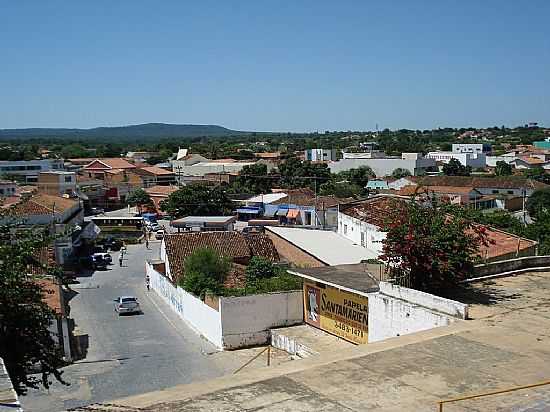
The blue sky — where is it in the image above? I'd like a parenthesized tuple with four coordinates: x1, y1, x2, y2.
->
(1, 1, 549, 132)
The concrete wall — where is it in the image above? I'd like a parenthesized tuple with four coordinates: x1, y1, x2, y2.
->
(266, 230, 326, 267)
(220, 291, 303, 349)
(147, 261, 304, 349)
(147, 262, 223, 347)
(329, 157, 435, 177)
(472, 255, 550, 279)
(368, 282, 468, 343)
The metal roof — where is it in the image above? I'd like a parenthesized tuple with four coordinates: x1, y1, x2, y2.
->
(266, 226, 378, 265)
(171, 215, 237, 226)
(289, 263, 380, 296)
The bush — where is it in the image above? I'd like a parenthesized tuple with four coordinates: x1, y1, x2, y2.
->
(179, 248, 230, 298)
(225, 272, 303, 297)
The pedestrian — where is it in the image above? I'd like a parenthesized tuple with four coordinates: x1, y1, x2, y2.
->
(145, 274, 150, 291)
(119, 255, 123, 267)
(145, 237, 149, 249)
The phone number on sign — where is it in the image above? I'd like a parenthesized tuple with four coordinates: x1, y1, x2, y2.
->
(333, 320, 365, 338)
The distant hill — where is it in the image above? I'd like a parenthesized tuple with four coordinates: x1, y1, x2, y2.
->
(0, 123, 248, 140)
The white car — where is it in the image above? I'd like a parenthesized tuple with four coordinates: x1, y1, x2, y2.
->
(155, 229, 165, 240)
(114, 296, 141, 315)
(92, 252, 112, 264)
(149, 222, 161, 232)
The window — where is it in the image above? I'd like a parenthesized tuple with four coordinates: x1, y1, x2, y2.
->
(344, 224, 348, 235)
(492, 190, 499, 194)
(361, 232, 366, 247)
(507, 190, 514, 195)
(65, 176, 73, 182)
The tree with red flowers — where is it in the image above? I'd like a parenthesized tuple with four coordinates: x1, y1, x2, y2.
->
(379, 199, 492, 293)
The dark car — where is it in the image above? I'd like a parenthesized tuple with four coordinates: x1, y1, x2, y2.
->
(97, 237, 123, 252)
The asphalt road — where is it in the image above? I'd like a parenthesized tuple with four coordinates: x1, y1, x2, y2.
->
(21, 241, 225, 412)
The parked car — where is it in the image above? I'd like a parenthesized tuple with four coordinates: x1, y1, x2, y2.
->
(149, 222, 161, 232)
(93, 252, 112, 264)
(92, 255, 108, 270)
(114, 296, 141, 315)
(155, 229, 165, 240)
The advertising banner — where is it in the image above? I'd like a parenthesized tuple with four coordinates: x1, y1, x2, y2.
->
(304, 281, 368, 344)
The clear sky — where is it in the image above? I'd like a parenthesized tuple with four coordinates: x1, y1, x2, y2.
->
(1, 1, 549, 132)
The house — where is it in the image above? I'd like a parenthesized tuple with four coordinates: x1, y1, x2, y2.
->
(329, 153, 436, 177)
(366, 180, 390, 191)
(37, 171, 77, 197)
(265, 226, 378, 268)
(133, 166, 176, 187)
(393, 176, 547, 198)
(76, 175, 105, 209)
(159, 231, 279, 283)
(0, 159, 65, 183)
(170, 216, 237, 232)
(125, 151, 159, 162)
(305, 149, 337, 162)
(82, 158, 136, 179)
(254, 152, 284, 163)
(144, 185, 179, 215)
(102, 168, 142, 204)
(337, 195, 537, 262)
(394, 185, 496, 210)
(172, 156, 260, 184)
(534, 138, 550, 150)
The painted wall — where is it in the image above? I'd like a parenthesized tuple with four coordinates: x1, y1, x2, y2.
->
(367, 282, 467, 343)
(329, 157, 435, 177)
(147, 261, 303, 349)
(220, 291, 303, 349)
(337, 211, 385, 257)
(147, 262, 223, 347)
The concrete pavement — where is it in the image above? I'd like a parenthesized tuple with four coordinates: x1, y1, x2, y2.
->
(21, 241, 226, 412)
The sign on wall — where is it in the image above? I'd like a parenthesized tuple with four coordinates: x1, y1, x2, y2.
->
(304, 281, 369, 344)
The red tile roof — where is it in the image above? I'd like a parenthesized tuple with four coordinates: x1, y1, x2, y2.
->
(340, 196, 399, 227)
(3, 193, 78, 217)
(145, 185, 179, 196)
(164, 232, 278, 282)
(36, 278, 64, 316)
(83, 158, 136, 170)
(137, 166, 175, 176)
(411, 176, 547, 190)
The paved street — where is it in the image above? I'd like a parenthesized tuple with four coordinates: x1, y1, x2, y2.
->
(21, 241, 228, 412)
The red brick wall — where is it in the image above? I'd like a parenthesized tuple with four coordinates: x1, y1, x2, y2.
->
(266, 231, 326, 268)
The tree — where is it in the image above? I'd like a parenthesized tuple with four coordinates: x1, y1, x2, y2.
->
(523, 167, 550, 184)
(278, 157, 331, 190)
(319, 180, 362, 198)
(442, 158, 471, 176)
(245, 257, 278, 283)
(126, 188, 153, 213)
(526, 188, 550, 220)
(339, 166, 375, 188)
(391, 168, 412, 179)
(231, 163, 273, 194)
(180, 248, 230, 298)
(160, 185, 233, 218)
(380, 200, 491, 292)
(495, 161, 513, 176)
(0, 225, 68, 395)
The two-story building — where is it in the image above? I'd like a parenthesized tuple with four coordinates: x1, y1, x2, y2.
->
(0, 159, 64, 182)
(37, 171, 77, 197)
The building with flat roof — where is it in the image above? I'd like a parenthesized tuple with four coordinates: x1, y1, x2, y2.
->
(426, 151, 486, 169)
(0, 159, 64, 183)
(305, 149, 337, 162)
(329, 153, 436, 177)
(37, 171, 77, 197)
(170, 215, 237, 232)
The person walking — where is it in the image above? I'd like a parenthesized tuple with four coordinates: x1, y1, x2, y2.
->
(145, 274, 150, 291)
(119, 254, 123, 267)
(145, 237, 149, 249)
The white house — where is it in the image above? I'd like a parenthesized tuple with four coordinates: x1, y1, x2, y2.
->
(305, 149, 337, 162)
(426, 151, 486, 169)
(452, 143, 491, 154)
(329, 153, 436, 177)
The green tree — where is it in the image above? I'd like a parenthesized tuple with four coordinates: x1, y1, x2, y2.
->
(231, 163, 273, 194)
(245, 257, 278, 283)
(523, 211, 550, 255)
(339, 166, 375, 187)
(526, 188, 550, 220)
(180, 248, 230, 298)
(160, 185, 233, 218)
(391, 168, 412, 179)
(380, 199, 491, 292)
(0, 225, 68, 395)
(495, 161, 513, 176)
(442, 158, 471, 176)
(523, 167, 550, 184)
(319, 180, 362, 198)
(278, 157, 331, 190)
(126, 188, 153, 213)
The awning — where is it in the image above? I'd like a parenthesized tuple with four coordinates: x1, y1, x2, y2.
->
(236, 207, 261, 214)
(287, 209, 300, 219)
(276, 208, 288, 217)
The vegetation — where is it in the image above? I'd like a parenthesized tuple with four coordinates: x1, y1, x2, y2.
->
(495, 161, 513, 176)
(0, 225, 68, 395)
(126, 188, 153, 213)
(160, 185, 233, 218)
(278, 157, 331, 190)
(179, 248, 230, 298)
(526, 188, 550, 220)
(442, 158, 471, 176)
(391, 168, 412, 179)
(380, 199, 492, 292)
(229, 163, 274, 194)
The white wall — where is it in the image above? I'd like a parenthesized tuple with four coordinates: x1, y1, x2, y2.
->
(147, 261, 303, 349)
(220, 291, 303, 349)
(147, 262, 223, 347)
(367, 282, 468, 343)
(338, 211, 385, 257)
